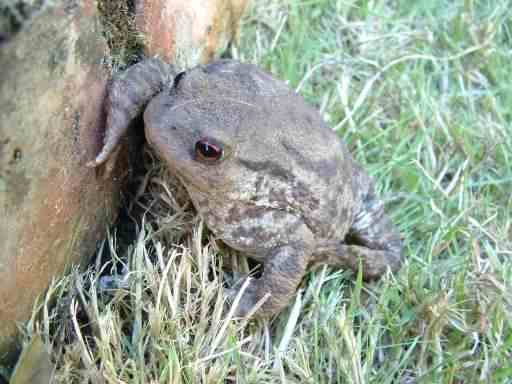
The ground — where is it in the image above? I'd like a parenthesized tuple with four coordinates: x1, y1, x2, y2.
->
(7, 0, 512, 382)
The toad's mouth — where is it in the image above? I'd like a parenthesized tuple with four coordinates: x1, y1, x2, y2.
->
(160, 161, 205, 193)
(175, 172, 207, 194)
(151, 148, 208, 193)
(167, 163, 231, 196)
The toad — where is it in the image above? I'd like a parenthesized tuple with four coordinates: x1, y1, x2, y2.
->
(88, 58, 402, 317)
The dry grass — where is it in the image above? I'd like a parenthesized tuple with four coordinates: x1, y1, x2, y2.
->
(7, 0, 512, 382)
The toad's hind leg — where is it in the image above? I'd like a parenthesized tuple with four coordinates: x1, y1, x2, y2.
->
(317, 185, 402, 280)
(87, 57, 177, 167)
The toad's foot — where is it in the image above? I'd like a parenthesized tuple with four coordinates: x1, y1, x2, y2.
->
(87, 57, 177, 167)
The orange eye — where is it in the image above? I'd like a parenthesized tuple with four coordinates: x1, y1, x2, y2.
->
(195, 138, 223, 162)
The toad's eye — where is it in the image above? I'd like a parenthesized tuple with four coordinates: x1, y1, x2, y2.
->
(195, 138, 223, 162)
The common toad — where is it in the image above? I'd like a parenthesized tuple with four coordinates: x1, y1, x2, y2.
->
(89, 58, 402, 317)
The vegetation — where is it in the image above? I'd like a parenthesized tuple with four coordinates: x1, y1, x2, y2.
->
(12, 0, 512, 382)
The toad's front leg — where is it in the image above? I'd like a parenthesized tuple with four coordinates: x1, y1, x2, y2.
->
(230, 243, 312, 318)
(87, 57, 177, 167)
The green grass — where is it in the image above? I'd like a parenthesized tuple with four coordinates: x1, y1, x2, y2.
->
(15, 0, 512, 382)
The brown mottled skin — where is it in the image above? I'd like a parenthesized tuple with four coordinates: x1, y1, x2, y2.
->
(89, 58, 402, 317)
